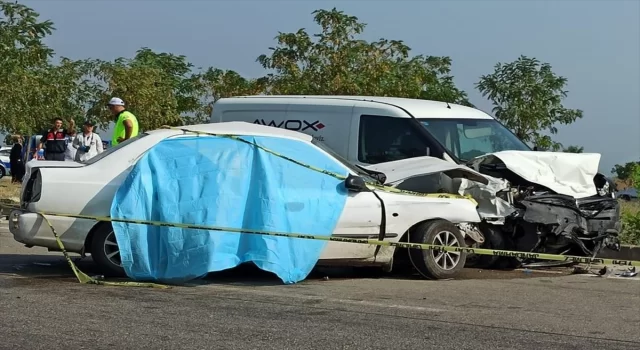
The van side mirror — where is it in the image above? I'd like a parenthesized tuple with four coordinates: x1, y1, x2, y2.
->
(344, 174, 371, 192)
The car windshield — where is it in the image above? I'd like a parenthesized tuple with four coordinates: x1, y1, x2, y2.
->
(81, 133, 149, 165)
(418, 118, 530, 162)
(311, 138, 379, 182)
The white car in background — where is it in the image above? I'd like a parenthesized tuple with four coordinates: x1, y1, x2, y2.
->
(0, 146, 12, 179)
(9, 122, 484, 280)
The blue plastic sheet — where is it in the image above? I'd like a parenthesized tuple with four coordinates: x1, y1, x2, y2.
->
(110, 135, 348, 284)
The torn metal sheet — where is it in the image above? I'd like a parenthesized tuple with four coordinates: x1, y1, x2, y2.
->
(365, 156, 515, 220)
(365, 156, 488, 185)
(364, 151, 621, 270)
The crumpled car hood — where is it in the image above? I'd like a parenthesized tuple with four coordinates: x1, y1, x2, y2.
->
(468, 151, 601, 199)
(364, 156, 489, 185)
(365, 156, 513, 220)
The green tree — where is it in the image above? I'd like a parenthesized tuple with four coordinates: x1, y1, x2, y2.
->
(196, 68, 269, 122)
(563, 145, 584, 153)
(87, 48, 206, 130)
(476, 55, 583, 151)
(612, 161, 640, 181)
(0, 1, 100, 135)
(257, 8, 469, 104)
(632, 163, 640, 190)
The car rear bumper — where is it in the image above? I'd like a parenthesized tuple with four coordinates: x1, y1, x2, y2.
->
(9, 209, 95, 252)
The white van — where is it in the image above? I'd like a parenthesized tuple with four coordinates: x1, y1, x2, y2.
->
(210, 95, 621, 269)
(210, 95, 532, 167)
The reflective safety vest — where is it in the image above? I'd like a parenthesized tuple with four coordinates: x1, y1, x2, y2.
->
(112, 110, 139, 146)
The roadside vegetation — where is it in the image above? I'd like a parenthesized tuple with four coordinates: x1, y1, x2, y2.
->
(621, 201, 640, 245)
(0, 178, 20, 203)
(619, 164, 640, 245)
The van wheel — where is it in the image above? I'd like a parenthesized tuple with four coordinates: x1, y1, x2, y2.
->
(409, 220, 467, 280)
(0, 167, 5, 180)
(90, 223, 125, 277)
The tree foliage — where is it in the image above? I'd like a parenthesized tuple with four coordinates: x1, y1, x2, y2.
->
(476, 55, 583, 151)
(563, 145, 584, 153)
(2, 1, 594, 159)
(612, 161, 640, 181)
(197, 68, 268, 122)
(0, 1, 99, 135)
(86, 48, 205, 130)
(257, 8, 469, 104)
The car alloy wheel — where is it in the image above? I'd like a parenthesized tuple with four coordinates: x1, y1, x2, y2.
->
(408, 219, 468, 280)
(90, 223, 125, 277)
(103, 231, 122, 267)
(430, 230, 461, 271)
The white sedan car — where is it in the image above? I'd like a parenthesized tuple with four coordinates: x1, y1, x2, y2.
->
(9, 122, 482, 280)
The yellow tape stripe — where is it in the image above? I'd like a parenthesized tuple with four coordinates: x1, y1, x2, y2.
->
(24, 208, 640, 268)
(35, 212, 169, 288)
(9, 125, 634, 289)
(163, 126, 478, 206)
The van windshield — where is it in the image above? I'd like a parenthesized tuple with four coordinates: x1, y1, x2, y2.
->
(418, 118, 530, 162)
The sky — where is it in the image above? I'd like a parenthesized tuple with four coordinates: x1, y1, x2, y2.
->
(19, 0, 640, 174)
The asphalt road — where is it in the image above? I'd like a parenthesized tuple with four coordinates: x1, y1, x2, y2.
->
(1, 221, 639, 350)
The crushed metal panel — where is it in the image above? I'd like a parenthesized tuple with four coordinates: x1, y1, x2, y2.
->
(469, 151, 601, 199)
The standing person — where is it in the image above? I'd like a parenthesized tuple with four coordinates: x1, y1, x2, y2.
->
(9, 135, 25, 183)
(108, 97, 139, 146)
(64, 119, 78, 161)
(73, 120, 103, 162)
(35, 117, 69, 161)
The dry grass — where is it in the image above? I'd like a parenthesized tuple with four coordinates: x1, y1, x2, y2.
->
(0, 177, 21, 203)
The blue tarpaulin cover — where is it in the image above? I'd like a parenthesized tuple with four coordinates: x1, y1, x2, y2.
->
(110, 135, 348, 284)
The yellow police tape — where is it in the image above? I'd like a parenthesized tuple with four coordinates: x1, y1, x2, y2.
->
(6, 205, 639, 290)
(7, 125, 638, 289)
(35, 212, 170, 289)
(161, 126, 480, 206)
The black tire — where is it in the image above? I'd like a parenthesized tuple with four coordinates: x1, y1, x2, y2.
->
(620, 195, 631, 201)
(0, 167, 5, 180)
(408, 220, 467, 280)
(90, 223, 125, 277)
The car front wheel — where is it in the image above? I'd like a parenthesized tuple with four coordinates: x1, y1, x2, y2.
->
(408, 220, 467, 280)
(90, 223, 125, 277)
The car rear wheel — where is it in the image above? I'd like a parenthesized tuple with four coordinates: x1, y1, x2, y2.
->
(90, 223, 125, 277)
(408, 220, 467, 280)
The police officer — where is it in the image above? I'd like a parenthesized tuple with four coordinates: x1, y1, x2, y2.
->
(107, 97, 139, 146)
(35, 117, 69, 161)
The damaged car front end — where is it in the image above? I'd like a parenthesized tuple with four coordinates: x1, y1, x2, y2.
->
(365, 151, 621, 269)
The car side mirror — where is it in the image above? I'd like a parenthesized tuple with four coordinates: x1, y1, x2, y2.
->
(344, 174, 371, 192)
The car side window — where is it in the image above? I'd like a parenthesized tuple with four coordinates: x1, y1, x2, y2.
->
(357, 115, 430, 164)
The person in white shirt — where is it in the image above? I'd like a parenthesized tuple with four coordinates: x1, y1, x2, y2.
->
(73, 120, 104, 162)
(65, 128, 78, 162)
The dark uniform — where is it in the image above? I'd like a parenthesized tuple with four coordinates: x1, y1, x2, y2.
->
(41, 128, 67, 161)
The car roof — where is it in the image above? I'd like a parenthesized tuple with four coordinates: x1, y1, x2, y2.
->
(147, 121, 313, 142)
(218, 95, 494, 120)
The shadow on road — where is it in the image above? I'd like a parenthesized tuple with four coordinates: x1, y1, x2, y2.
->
(0, 253, 571, 287)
